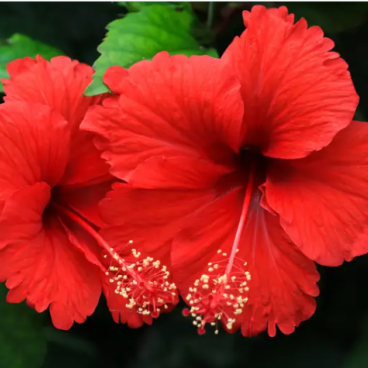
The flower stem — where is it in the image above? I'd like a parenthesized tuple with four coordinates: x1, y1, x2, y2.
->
(50, 202, 146, 286)
(207, 2, 215, 29)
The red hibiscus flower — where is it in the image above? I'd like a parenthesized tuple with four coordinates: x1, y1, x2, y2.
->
(82, 6, 368, 336)
(0, 56, 171, 329)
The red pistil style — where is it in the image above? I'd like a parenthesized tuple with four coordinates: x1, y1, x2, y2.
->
(183, 166, 254, 334)
(52, 202, 177, 318)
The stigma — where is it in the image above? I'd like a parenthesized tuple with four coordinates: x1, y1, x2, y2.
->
(105, 240, 177, 318)
(183, 249, 251, 334)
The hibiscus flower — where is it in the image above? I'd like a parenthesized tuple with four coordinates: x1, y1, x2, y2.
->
(82, 6, 368, 336)
(0, 56, 172, 329)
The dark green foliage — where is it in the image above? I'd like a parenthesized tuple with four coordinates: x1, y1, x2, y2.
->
(0, 284, 47, 368)
(286, 3, 368, 34)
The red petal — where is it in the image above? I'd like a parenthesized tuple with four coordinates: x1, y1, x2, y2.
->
(265, 121, 368, 266)
(0, 102, 70, 194)
(55, 180, 115, 270)
(128, 156, 233, 189)
(59, 130, 112, 186)
(4, 56, 100, 128)
(0, 186, 101, 329)
(172, 188, 319, 336)
(103, 66, 129, 94)
(57, 179, 114, 228)
(223, 5, 358, 159)
(58, 218, 104, 272)
(0, 183, 50, 249)
(3, 55, 110, 186)
(100, 183, 217, 252)
(5, 57, 36, 78)
(81, 52, 243, 185)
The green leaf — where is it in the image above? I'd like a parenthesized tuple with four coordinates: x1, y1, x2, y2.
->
(0, 34, 63, 92)
(0, 284, 47, 368)
(85, 5, 218, 96)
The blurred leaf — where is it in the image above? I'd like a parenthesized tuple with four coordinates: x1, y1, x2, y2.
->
(286, 3, 368, 34)
(0, 284, 47, 368)
(118, 2, 191, 12)
(190, 2, 209, 12)
(128, 306, 245, 368)
(341, 312, 368, 368)
(85, 5, 218, 96)
(0, 33, 63, 91)
(42, 345, 93, 368)
(342, 339, 368, 368)
(44, 327, 98, 359)
(244, 328, 343, 368)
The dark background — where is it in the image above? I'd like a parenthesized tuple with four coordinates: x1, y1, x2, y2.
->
(1, 2, 368, 368)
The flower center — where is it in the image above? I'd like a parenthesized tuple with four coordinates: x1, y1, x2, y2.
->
(238, 145, 268, 184)
(183, 163, 255, 334)
(49, 201, 177, 318)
